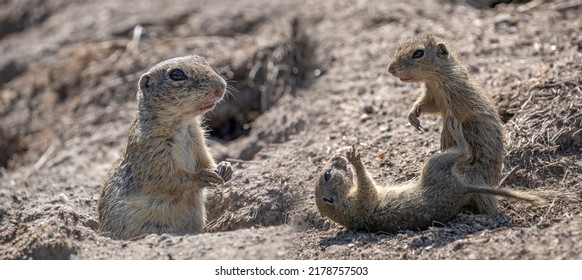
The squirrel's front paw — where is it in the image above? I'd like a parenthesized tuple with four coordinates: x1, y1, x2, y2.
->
(216, 161, 233, 183)
(408, 106, 424, 132)
(197, 169, 224, 187)
(346, 144, 361, 165)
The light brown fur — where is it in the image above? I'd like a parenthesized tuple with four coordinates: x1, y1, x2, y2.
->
(388, 34, 504, 215)
(315, 117, 542, 232)
(98, 55, 233, 240)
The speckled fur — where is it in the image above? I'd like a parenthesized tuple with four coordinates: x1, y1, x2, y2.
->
(315, 117, 540, 232)
(98, 55, 233, 240)
(388, 34, 504, 215)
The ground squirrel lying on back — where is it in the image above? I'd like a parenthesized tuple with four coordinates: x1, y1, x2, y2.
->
(388, 34, 504, 215)
(315, 116, 541, 232)
(98, 55, 233, 240)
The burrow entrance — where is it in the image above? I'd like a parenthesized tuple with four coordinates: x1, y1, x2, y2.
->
(207, 18, 320, 142)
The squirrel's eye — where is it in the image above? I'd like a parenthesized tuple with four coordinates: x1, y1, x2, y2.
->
(324, 170, 332, 181)
(322, 197, 334, 204)
(169, 69, 187, 81)
(412, 49, 424, 59)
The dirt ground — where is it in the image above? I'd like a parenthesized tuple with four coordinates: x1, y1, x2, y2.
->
(0, 0, 581, 259)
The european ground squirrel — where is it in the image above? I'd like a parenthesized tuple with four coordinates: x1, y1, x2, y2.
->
(315, 116, 541, 232)
(98, 55, 233, 240)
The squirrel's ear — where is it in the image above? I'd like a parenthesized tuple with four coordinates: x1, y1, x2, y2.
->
(138, 73, 151, 91)
(437, 42, 449, 56)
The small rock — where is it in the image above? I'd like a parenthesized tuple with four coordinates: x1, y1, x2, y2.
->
(360, 114, 371, 122)
(58, 193, 70, 203)
(494, 13, 514, 25)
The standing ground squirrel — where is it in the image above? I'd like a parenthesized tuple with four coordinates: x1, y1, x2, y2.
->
(98, 55, 233, 240)
(388, 34, 504, 215)
(315, 117, 541, 232)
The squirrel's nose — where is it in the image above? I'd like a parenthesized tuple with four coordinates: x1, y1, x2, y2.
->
(213, 78, 226, 97)
(215, 77, 227, 89)
(388, 64, 395, 75)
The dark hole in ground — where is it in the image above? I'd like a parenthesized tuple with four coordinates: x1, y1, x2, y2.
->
(206, 17, 321, 143)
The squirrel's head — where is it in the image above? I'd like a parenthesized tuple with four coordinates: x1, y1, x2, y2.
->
(136, 55, 227, 123)
(315, 153, 355, 225)
(388, 34, 453, 83)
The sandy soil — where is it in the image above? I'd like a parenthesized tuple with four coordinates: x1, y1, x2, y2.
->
(0, 0, 581, 259)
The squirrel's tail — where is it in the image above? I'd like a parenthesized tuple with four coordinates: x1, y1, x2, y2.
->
(464, 185, 582, 205)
